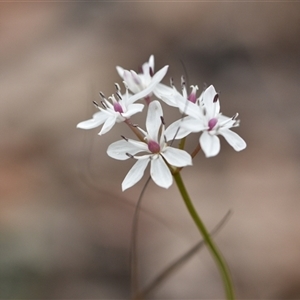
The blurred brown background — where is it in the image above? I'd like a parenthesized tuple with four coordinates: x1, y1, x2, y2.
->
(1, 2, 300, 299)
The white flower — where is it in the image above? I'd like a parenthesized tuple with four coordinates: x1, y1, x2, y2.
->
(116, 55, 171, 103)
(107, 101, 192, 191)
(177, 85, 247, 157)
(77, 82, 158, 135)
(157, 76, 200, 108)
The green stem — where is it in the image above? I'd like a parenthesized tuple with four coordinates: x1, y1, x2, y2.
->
(173, 172, 235, 300)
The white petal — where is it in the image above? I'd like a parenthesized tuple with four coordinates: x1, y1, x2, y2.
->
(164, 118, 192, 141)
(202, 85, 220, 118)
(200, 131, 220, 157)
(218, 114, 235, 126)
(154, 83, 177, 106)
(123, 70, 141, 94)
(107, 139, 148, 160)
(150, 156, 173, 189)
(148, 54, 154, 71)
(98, 115, 117, 135)
(146, 100, 163, 141)
(219, 129, 247, 151)
(76, 111, 107, 129)
(151, 65, 168, 85)
(142, 65, 151, 83)
(126, 139, 149, 151)
(180, 116, 206, 133)
(116, 66, 125, 78)
(122, 159, 149, 191)
(161, 147, 192, 167)
(122, 103, 144, 118)
(157, 84, 176, 96)
(175, 94, 202, 119)
(127, 65, 169, 103)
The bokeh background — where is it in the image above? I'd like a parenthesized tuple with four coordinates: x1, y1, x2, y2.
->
(1, 2, 300, 299)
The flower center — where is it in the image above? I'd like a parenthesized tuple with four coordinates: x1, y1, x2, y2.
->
(148, 140, 160, 153)
(208, 118, 218, 130)
(187, 85, 198, 103)
(114, 102, 123, 113)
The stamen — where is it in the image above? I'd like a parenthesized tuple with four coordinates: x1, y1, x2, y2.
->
(101, 100, 108, 109)
(114, 83, 121, 92)
(149, 67, 154, 77)
(181, 76, 188, 98)
(93, 101, 100, 108)
(160, 116, 165, 125)
(121, 135, 128, 141)
(126, 153, 134, 158)
(99, 92, 106, 99)
(232, 113, 239, 120)
(233, 120, 240, 127)
(181, 76, 186, 89)
(116, 91, 122, 100)
(170, 77, 174, 87)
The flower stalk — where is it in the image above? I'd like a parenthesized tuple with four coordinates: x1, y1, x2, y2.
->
(77, 55, 247, 299)
(173, 171, 235, 300)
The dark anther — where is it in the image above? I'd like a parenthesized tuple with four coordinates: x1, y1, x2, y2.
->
(115, 83, 121, 91)
(116, 92, 122, 100)
(213, 93, 219, 103)
(149, 67, 154, 77)
(160, 116, 165, 125)
(93, 101, 100, 108)
(101, 100, 107, 108)
(99, 92, 106, 99)
(121, 135, 128, 141)
(126, 153, 134, 158)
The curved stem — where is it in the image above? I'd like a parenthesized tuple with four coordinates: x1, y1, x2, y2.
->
(136, 210, 232, 299)
(173, 172, 235, 300)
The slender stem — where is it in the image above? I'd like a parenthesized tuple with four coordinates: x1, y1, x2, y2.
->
(191, 143, 201, 159)
(130, 176, 152, 300)
(178, 137, 186, 150)
(173, 172, 235, 300)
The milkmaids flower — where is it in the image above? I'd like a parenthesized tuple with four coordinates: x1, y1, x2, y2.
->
(154, 76, 200, 108)
(116, 55, 172, 104)
(176, 85, 247, 157)
(107, 100, 192, 191)
(76, 81, 160, 135)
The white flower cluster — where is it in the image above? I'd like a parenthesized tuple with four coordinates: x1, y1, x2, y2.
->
(77, 55, 246, 190)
